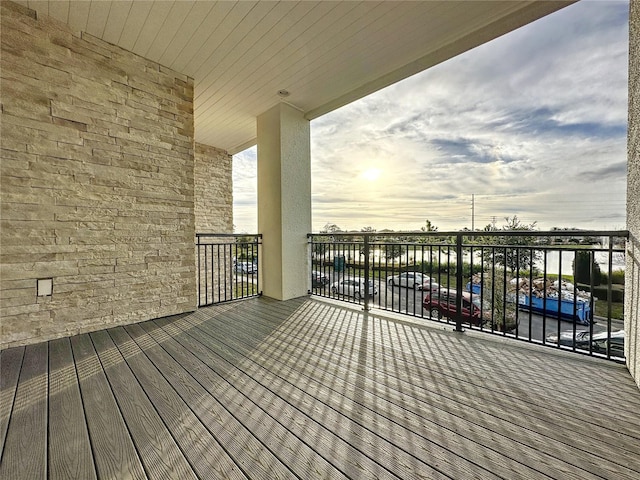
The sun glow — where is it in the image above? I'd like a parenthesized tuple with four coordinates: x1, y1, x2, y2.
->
(361, 168, 382, 181)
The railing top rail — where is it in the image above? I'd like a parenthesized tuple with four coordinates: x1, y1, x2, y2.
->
(308, 230, 629, 239)
(197, 233, 262, 238)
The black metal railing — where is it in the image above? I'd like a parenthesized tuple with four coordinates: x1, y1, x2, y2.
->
(196, 233, 262, 306)
(309, 230, 628, 362)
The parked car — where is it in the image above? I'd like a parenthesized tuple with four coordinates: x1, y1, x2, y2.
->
(591, 330, 625, 358)
(422, 288, 489, 326)
(235, 261, 257, 274)
(387, 272, 440, 291)
(331, 277, 377, 299)
(546, 329, 625, 358)
(419, 280, 441, 292)
(545, 330, 591, 348)
(311, 270, 330, 288)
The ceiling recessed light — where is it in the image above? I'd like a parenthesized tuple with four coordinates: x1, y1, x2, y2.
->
(277, 89, 290, 97)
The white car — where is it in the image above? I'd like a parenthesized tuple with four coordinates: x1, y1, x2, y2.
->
(387, 272, 439, 291)
(235, 261, 257, 274)
(591, 329, 625, 358)
(545, 330, 591, 348)
(545, 329, 625, 358)
(331, 277, 377, 299)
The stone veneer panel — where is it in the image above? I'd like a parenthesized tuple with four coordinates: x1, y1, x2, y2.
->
(194, 143, 234, 305)
(1, 1, 196, 348)
(627, 0, 640, 388)
(194, 143, 233, 233)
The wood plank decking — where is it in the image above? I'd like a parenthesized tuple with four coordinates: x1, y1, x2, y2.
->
(1, 296, 639, 479)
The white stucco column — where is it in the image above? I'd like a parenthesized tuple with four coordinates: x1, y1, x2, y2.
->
(257, 103, 311, 300)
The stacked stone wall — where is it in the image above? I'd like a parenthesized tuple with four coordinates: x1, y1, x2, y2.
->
(1, 1, 196, 347)
(194, 143, 233, 233)
(194, 143, 234, 305)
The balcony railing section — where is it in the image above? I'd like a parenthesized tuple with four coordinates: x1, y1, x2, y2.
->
(196, 233, 262, 306)
(308, 230, 628, 362)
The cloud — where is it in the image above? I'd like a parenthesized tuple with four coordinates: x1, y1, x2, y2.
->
(232, 147, 257, 231)
(576, 161, 628, 182)
(429, 137, 521, 164)
(233, 0, 629, 233)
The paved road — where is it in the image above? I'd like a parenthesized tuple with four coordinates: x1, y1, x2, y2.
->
(316, 277, 623, 344)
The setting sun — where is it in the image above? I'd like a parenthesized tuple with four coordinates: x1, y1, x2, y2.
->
(361, 168, 382, 181)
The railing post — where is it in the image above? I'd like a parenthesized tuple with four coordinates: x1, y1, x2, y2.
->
(197, 234, 201, 307)
(606, 235, 614, 357)
(588, 249, 595, 354)
(364, 234, 370, 311)
(307, 234, 312, 294)
(455, 233, 463, 332)
(256, 234, 263, 296)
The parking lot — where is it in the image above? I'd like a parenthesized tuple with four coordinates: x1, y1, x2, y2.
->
(313, 273, 624, 354)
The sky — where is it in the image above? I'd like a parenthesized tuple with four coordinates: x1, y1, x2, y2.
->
(232, 0, 629, 234)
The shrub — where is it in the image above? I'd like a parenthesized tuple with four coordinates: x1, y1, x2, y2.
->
(602, 270, 626, 285)
(612, 270, 625, 284)
(416, 261, 439, 276)
(592, 285, 625, 303)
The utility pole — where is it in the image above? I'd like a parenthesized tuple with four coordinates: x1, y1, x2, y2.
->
(471, 194, 475, 231)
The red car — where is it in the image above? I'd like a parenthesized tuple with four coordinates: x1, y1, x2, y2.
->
(422, 289, 488, 326)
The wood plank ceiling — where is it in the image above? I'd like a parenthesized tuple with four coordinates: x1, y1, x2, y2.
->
(14, 1, 573, 154)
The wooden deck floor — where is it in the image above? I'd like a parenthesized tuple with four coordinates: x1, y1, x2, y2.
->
(1, 296, 639, 479)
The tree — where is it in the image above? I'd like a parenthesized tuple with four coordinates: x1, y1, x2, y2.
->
(481, 215, 540, 274)
(421, 219, 438, 232)
(476, 270, 518, 333)
(321, 223, 342, 234)
(235, 234, 257, 244)
(361, 226, 376, 233)
(235, 235, 259, 261)
(384, 244, 406, 262)
(574, 251, 601, 286)
(312, 241, 328, 259)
